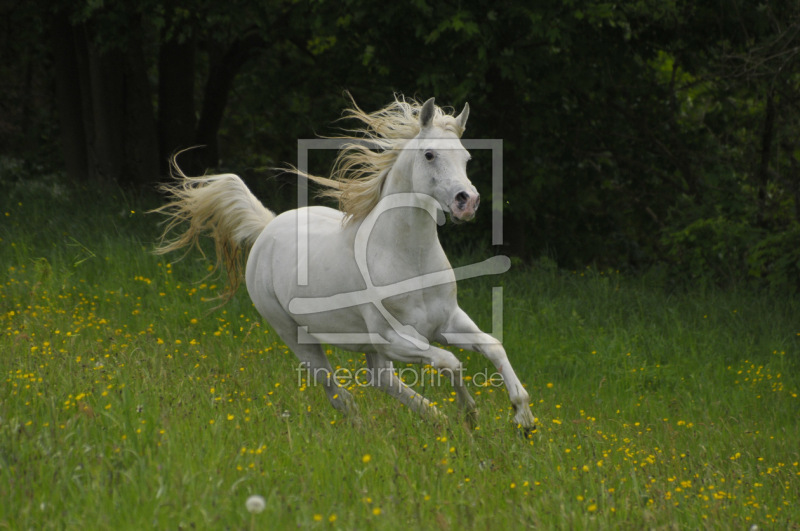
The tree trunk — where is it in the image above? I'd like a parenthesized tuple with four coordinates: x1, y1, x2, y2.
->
(58, 17, 159, 187)
(756, 90, 776, 226)
(158, 36, 197, 174)
(194, 33, 266, 170)
(71, 23, 98, 182)
(122, 25, 159, 187)
(51, 13, 88, 182)
(86, 39, 126, 184)
(484, 64, 530, 259)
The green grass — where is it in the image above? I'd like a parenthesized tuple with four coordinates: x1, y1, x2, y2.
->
(1, 179, 799, 529)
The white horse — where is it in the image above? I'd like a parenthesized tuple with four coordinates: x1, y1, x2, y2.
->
(154, 96, 536, 433)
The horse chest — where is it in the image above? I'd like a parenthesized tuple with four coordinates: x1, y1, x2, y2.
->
(381, 283, 455, 334)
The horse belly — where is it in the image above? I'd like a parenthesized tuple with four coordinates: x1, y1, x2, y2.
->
(248, 209, 376, 339)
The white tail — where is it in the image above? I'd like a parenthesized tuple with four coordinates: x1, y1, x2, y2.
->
(152, 162, 275, 301)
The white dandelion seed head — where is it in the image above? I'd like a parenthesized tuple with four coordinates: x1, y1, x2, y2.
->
(246, 494, 266, 514)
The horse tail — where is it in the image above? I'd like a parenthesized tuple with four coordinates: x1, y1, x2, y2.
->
(152, 159, 276, 302)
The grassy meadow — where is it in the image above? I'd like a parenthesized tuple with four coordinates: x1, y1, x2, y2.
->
(1, 179, 799, 529)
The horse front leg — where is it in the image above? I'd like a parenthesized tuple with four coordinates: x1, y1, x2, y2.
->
(441, 308, 536, 435)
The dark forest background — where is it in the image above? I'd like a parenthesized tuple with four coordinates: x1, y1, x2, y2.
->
(1, 0, 798, 291)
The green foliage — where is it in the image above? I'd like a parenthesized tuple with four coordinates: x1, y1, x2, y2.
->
(1, 0, 799, 291)
(662, 213, 800, 293)
(662, 216, 756, 288)
(748, 223, 800, 293)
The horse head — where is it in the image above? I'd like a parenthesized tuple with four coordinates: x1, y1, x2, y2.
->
(408, 98, 480, 223)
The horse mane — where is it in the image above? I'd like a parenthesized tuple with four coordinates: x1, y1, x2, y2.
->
(296, 94, 466, 223)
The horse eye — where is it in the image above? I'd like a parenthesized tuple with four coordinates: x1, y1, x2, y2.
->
(424, 150, 435, 161)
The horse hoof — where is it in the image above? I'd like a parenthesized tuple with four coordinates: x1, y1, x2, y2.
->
(465, 408, 479, 428)
(520, 425, 537, 439)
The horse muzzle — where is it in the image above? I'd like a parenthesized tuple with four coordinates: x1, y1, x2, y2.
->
(450, 190, 480, 222)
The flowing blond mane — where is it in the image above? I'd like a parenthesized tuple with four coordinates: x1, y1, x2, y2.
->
(298, 94, 466, 223)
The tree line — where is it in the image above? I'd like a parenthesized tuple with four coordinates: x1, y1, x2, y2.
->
(1, 0, 798, 290)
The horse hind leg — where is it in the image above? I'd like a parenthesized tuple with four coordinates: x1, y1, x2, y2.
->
(258, 305, 358, 417)
(365, 353, 444, 422)
(291, 341, 359, 417)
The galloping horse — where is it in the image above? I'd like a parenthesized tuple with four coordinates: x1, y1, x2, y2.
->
(154, 96, 536, 434)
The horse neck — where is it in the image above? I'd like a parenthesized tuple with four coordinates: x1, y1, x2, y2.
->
(367, 164, 445, 271)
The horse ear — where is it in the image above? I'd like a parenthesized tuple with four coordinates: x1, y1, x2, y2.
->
(419, 97, 436, 129)
(455, 102, 470, 131)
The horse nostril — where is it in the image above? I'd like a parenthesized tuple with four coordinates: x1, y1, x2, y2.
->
(455, 191, 469, 205)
